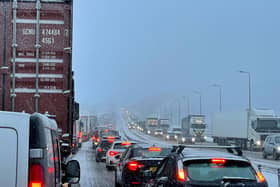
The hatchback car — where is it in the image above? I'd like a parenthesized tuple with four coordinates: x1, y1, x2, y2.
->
(263, 134, 280, 160)
(105, 141, 137, 170)
(95, 136, 121, 162)
(0, 111, 80, 187)
(115, 144, 172, 187)
(146, 145, 267, 187)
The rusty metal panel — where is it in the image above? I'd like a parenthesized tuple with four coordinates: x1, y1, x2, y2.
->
(0, 1, 73, 133)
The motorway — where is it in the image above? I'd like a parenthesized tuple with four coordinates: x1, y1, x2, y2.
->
(72, 116, 280, 187)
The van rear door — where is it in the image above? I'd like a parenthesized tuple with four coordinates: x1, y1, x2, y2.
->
(0, 112, 30, 187)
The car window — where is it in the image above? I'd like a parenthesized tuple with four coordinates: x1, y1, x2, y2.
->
(269, 138, 274, 144)
(113, 143, 134, 149)
(100, 141, 113, 149)
(131, 148, 172, 158)
(184, 160, 256, 182)
(45, 128, 55, 185)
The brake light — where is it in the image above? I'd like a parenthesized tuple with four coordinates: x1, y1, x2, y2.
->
(72, 143, 75, 148)
(177, 169, 187, 182)
(127, 161, 144, 171)
(211, 158, 226, 164)
(104, 129, 109, 132)
(256, 171, 266, 183)
(92, 136, 96, 140)
(78, 131, 83, 138)
(96, 138, 100, 142)
(109, 150, 119, 156)
(121, 142, 131, 146)
(107, 136, 115, 139)
(97, 148, 103, 152)
(29, 164, 44, 187)
(148, 147, 161, 152)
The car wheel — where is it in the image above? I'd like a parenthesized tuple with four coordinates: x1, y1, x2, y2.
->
(262, 151, 267, 159)
(273, 150, 279, 160)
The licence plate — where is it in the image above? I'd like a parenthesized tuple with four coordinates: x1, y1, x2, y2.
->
(149, 167, 157, 173)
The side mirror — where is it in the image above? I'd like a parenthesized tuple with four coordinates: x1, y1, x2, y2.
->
(64, 160, 80, 184)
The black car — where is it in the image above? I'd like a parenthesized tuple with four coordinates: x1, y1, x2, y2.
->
(115, 144, 172, 187)
(95, 136, 121, 162)
(146, 145, 268, 187)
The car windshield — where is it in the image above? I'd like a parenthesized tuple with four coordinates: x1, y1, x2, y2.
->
(100, 130, 119, 137)
(131, 147, 171, 158)
(113, 143, 134, 149)
(184, 160, 256, 182)
(100, 141, 113, 149)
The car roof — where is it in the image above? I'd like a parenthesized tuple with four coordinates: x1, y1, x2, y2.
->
(181, 148, 249, 162)
(112, 140, 137, 144)
(132, 143, 171, 149)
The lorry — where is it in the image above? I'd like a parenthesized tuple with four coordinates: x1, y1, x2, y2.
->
(159, 118, 170, 135)
(145, 117, 159, 135)
(0, 0, 78, 138)
(181, 115, 207, 143)
(212, 108, 280, 150)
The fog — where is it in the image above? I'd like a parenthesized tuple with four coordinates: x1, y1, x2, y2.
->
(73, 0, 280, 116)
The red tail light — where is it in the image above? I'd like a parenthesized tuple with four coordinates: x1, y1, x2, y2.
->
(148, 147, 161, 152)
(107, 136, 115, 139)
(92, 136, 96, 140)
(127, 161, 144, 171)
(211, 158, 226, 164)
(96, 138, 100, 142)
(177, 169, 187, 182)
(72, 143, 75, 148)
(78, 131, 83, 138)
(97, 148, 103, 152)
(109, 150, 119, 156)
(121, 142, 131, 146)
(29, 164, 44, 187)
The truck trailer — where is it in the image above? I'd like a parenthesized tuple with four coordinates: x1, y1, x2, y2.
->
(0, 0, 78, 136)
(212, 108, 280, 150)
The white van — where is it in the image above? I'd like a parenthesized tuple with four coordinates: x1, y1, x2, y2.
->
(0, 111, 80, 187)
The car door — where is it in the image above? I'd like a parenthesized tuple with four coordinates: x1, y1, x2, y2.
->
(116, 147, 130, 183)
(155, 157, 176, 187)
(264, 137, 270, 154)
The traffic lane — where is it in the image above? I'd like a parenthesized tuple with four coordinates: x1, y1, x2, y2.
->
(72, 141, 115, 187)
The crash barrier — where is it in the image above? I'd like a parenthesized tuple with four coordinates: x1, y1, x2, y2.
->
(258, 165, 280, 187)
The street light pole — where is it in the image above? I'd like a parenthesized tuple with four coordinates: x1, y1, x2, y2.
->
(211, 84, 222, 112)
(239, 71, 252, 111)
(194, 90, 202, 114)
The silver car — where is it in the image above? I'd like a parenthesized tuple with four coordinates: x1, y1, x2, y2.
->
(263, 134, 280, 160)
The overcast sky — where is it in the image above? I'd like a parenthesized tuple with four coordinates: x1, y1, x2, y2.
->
(73, 1, 280, 116)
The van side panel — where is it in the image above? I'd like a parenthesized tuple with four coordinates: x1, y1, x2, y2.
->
(0, 112, 30, 187)
(0, 128, 17, 187)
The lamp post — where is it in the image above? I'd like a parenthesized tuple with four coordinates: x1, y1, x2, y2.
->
(211, 84, 222, 112)
(193, 90, 202, 114)
(238, 71, 252, 111)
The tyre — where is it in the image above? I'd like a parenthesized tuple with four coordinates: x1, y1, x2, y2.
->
(96, 157, 101, 162)
(273, 150, 279, 160)
(262, 151, 267, 159)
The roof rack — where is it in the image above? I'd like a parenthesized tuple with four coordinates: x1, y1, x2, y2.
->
(171, 145, 243, 156)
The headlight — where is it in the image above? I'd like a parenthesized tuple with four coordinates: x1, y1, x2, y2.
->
(277, 147, 280, 152)
(166, 135, 170, 139)
(175, 135, 178, 139)
(155, 132, 158, 135)
(204, 136, 207, 139)
(256, 140, 261, 146)
(147, 130, 151, 134)
(191, 137, 196, 142)
(182, 137, 186, 142)
(160, 132, 163, 135)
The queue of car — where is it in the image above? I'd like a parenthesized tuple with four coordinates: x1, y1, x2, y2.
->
(91, 126, 268, 187)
